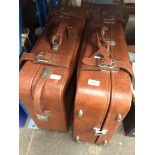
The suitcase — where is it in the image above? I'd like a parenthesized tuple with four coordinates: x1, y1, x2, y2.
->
(19, 7, 86, 132)
(73, 6, 133, 144)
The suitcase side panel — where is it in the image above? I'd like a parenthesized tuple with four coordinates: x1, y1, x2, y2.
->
(96, 23, 132, 143)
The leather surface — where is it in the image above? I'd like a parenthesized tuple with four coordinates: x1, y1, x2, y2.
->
(19, 7, 86, 132)
(73, 7, 132, 144)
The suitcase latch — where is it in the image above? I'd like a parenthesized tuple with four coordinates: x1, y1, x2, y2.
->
(93, 127, 108, 136)
(97, 59, 116, 70)
(36, 114, 48, 122)
(34, 53, 51, 64)
(36, 110, 51, 122)
(105, 39, 116, 46)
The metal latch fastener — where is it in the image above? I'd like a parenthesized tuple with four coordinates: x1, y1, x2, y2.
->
(97, 59, 116, 70)
(75, 136, 81, 143)
(77, 109, 83, 118)
(93, 127, 108, 136)
(105, 39, 116, 46)
(34, 53, 51, 64)
(36, 110, 51, 122)
(36, 114, 48, 122)
(103, 18, 115, 24)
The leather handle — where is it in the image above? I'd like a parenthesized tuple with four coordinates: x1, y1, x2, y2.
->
(33, 67, 52, 117)
(33, 77, 47, 115)
(51, 22, 68, 49)
(51, 22, 78, 51)
(89, 27, 110, 58)
(97, 26, 109, 49)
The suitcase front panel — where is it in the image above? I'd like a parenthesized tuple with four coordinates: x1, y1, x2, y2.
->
(73, 21, 111, 143)
(20, 7, 86, 131)
(73, 7, 132, 144)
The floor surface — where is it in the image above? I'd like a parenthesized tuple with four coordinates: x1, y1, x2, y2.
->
(19, 124, 135, 155)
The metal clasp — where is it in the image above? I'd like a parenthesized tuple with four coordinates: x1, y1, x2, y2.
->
(36, 114, 48, 122)
(34, 53, 51, 64)
(36, 110, 51, 122)
(94, 53, 104, 59)
(77, 109, 83, 118)
(93, 127, 108, 136)
(97, 58, 116, 70)
(105, 39, 116, 46)
(104, 18, 115, 24)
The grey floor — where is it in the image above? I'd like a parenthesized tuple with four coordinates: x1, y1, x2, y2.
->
(19, 124, 135, 155)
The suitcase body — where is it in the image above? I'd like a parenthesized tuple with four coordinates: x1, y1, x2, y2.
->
(73, 6, 132, 144)
(19, 7, 86, 132)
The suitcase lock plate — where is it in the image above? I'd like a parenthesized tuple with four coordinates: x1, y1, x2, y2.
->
(93, 127, 108, 136)
(105, 39, 116, 46)
(36, 110, 51, 122)
(34, 53, 51, 64)
(97, 59, 116, 70)
(36, 114, 48, 122)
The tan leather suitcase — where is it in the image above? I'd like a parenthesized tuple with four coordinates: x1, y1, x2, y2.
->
(19, 7, 86, 132)
(73, 6, 133, 144)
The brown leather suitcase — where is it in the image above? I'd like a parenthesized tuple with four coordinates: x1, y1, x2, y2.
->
(73, 6, 133, 144)
(19, 7, 86, 132)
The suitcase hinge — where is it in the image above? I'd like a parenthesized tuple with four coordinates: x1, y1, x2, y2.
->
(93, 127, 108, 136)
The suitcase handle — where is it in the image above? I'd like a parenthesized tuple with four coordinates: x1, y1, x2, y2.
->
(51, 22, 78, 51)
(91, 26, 116, 59)
(51, 22, 68, 51)
(97, 26, 109, 50)
(90, 27, 110, 58)
(33, 66, 52, 121)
